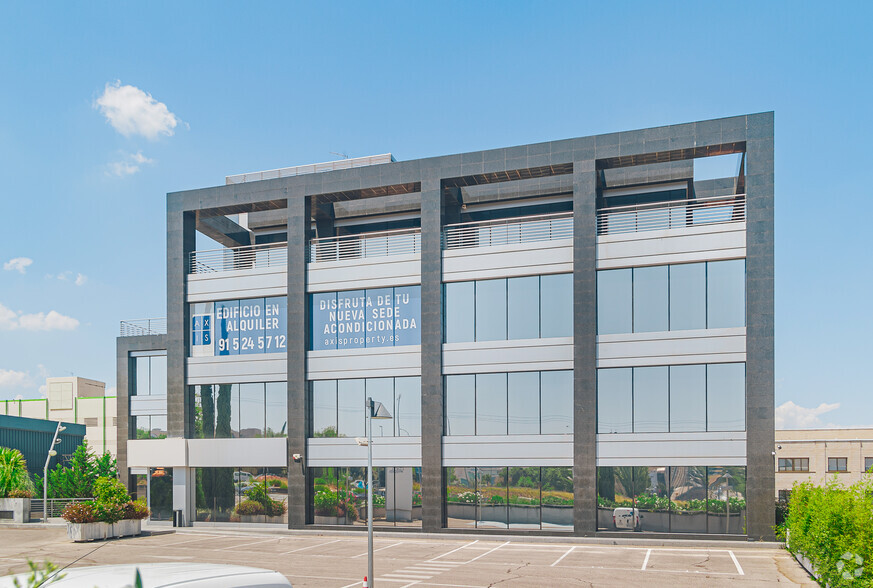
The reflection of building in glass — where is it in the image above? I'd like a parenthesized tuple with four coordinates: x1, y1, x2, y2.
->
(117, 113, 774, 538)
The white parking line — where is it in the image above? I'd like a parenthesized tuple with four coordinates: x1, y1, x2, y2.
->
(428, 540, 479, 561)
(641, 548, 652, 570)
(462, 541, 510, 563)
(550, 546, 575, 567)
(219, 537, 278, 551)
(729, 550, 745, 575)
(339, 582, 362, 588)
(280, 538, 341, 554)
(353, 541, 404, 558)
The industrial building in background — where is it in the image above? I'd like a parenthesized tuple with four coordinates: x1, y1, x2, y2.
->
(117, 113, 775, 539)
(0, 377, 116, 459)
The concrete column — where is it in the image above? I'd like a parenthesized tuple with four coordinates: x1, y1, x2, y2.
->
(286, 190, 308, 528)
(166, 208, 195, 438)
(172, 467, 195, 526)
(572, 162, 598, 535)
(419, 177, 444, 532)
(744, 112, 775, 540)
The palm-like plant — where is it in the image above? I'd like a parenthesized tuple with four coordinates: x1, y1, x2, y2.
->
(0, 447, 35, 498)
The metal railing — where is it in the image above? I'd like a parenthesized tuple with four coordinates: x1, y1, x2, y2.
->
(308, 227, 421, 262)
(443, 212, 573, 250)
(30, 498, 91, 518)
(119, 318, 167, 337)
(597, 194, 746, 236)
(189, 242, 288, 274)
(226, 153, 395, 185)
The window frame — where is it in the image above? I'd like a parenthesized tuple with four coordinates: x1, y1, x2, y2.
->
(827, 457, 848, 473)
(777, 458, 809, 472)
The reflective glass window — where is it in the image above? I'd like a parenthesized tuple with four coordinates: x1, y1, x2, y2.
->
(311, 292, 337, 350)
(633, 367, 668, 433)
(445, 467, 476, 528)
(707, 363, 745, 431)
(508, 467, 540, 529)
(633, 266, 669, 333)
(597, 368, 632, 433)
(337, 379, 365, 437)
(265, 382, 287, 437)
(445, 282, 475, 343)
(366, 378, 394, 438)
(541, 370, 573, 434)
(541, 273, 573, 338)
(670, 263, 706, 330)
(150, 415, 167, 438)
(507, 277, 540, 339)
(238, 383, 264, 438)
(541, 467, 573, 531)
(669, 365, 706, 432)
(311, 380, 337, 437)
(475, 279, 507, 341)
(476, 467, 507, 529)
(445, 375, 475, 436)
(135, 415, 151, 439)
(707, 260, 745, 328)
(212, 384, 235, 439)
(671, 466, 707, 533)
(476, 373, 507, 435)
(598, 269, 632, 334)
(150, 356, 167, 396)
(394, 377, 421, 437)
(508, 372, 540, 435)
(135, 357, 150, 396)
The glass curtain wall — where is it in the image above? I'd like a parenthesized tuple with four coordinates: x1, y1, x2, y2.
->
(310, 377, 421, 438)
(446, 371, 572, 435)
(445, 466, 573, 531)
(597, 364, 745, 433)
(597, 260, 745, 335)
(131, 355, 167, 440)
(193, 383, 288, 439)
(195, 467, 288, 524)
(444, 274, 572, 343)
(132, 467, 173, 520)
(310, 466, 422, 527)
(596, 466, 746, 534)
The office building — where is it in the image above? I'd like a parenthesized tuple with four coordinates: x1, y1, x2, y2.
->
(119, 113, 774, 538)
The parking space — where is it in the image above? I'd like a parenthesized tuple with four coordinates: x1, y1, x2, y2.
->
(0, 527, 815, 587)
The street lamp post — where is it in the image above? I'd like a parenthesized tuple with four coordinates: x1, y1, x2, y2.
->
(43, 422, 66, 522)
(364, 397, 392, 587)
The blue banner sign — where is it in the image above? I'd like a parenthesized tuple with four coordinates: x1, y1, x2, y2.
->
(311, 285, 421, 350)
(190, 296, 287, 356)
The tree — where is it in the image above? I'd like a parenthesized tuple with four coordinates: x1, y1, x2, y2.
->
(35, 441, 118, 499)
(0, 447, 35, 498)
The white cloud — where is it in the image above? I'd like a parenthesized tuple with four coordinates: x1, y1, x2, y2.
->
(0, 369, 31, 388)
(75, 273, 87, 286)
(107, 150, 154, 177)
(776, 400, 841, 429)
(95, 81, 179, 139)
(0, 302, 79, 331)
(4, 257, 33, 274)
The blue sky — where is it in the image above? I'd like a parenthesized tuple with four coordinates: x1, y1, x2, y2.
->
(0, 2, 870, 428)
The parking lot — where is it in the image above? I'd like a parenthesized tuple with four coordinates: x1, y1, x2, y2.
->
(0, 527, 815, 587)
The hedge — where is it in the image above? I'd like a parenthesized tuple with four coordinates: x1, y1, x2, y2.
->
(783, 476, 873, 586)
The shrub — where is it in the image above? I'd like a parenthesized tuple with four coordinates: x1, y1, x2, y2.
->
(235, 500, 264, 516)
(62, 501, 97, 524)
(784, 477, 873, 586)
(314, 490, 340, 516)
(123, 500, 150, 521)
(345, 503, 358, 522)
(92, 477, 131, 524)
(372, 495, 386, 507)
(0, 447, 35, 498)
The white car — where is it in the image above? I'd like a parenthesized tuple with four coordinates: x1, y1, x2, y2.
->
(0, 563, 292, 588)
(612, 507, 641, 530)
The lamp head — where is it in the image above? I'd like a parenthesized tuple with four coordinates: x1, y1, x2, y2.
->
(58, 426, 66, 432)
(370, 400, 392, 420)
(48, 450, 57, 457)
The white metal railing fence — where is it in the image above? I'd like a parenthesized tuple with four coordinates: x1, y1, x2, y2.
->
(597, 194, 746, 236)
(442, 212, 573, 250)
(308, 227, 421, 262)
(30, 498, 91, 518)
(189, 242, 288, 274)
(119, 318, 167, 337)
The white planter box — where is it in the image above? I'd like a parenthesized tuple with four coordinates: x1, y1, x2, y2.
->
(0, 498, 31, 524)
(67, 519, 142, 542)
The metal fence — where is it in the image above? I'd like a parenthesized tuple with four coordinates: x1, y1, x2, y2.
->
(189, 242, 288, 274)
(308, 227, 421, 262)
(30, 498, 91, 519)
(443, 212, 573, 250)
(596, 194, 746, 236)
(119, 318, 167, 337)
